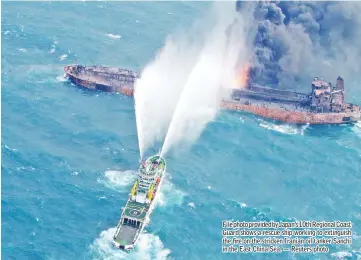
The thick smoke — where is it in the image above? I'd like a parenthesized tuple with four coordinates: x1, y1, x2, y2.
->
(237, 1, 361, 91)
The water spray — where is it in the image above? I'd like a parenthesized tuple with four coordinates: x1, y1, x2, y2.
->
(135, 2, 255, 158)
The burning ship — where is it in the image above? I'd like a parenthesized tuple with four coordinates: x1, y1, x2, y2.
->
(113, 155, 166, 251)
(64, 64, 360, 124)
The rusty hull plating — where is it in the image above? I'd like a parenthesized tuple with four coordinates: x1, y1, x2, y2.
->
(64, 64, 360, 125)
(64, 64, 137, 96)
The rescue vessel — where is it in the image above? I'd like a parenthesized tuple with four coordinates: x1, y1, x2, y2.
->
(64, 64, 361, 124)
(112, 155, 166, 251)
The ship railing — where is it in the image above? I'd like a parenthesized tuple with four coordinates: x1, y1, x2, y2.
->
(115, 218, 123, 236)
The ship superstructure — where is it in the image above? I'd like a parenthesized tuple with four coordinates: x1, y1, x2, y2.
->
(113, 155, 166, 251)
(64, 64, 360, 124)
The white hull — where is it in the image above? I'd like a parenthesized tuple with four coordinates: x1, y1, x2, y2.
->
(113, 155, 166, 251)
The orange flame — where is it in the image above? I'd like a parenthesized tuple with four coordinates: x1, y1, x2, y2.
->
(233, 63, 250, 89)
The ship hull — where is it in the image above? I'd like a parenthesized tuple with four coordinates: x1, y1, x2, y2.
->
(64, 65, 360, 125)
(66, 74, 134, 96)
(221, 101, 361, 125)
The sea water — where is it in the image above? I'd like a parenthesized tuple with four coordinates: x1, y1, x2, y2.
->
(2, 2, 361, 260)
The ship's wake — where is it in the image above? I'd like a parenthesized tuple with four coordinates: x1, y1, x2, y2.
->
(56, 74, 67, 82)
(258, 119, 309, 135)
(89, 227, 171, 260)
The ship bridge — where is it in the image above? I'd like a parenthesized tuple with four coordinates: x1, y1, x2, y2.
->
(138, 163, 158, 190)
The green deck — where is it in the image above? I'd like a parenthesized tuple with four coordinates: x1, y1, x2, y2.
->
(123, 200, 149, 221)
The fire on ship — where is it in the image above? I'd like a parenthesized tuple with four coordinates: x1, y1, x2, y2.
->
(64, 64, 360, 125)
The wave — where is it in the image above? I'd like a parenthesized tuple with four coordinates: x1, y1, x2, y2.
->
(157, 177, 186, 207)
(353, 121, 361, 138)
(258, 119, 309, 135)
(106, 33, 121, 39)
(56, 74, 67, 82)
(89, 227, 171, 260)
(98, 170, 138, 192)
(59, 54, 68, 61)
(330, 251, 356, 259)
(49, 44, 56, 53)
(187, 202, 196, 208)
(4, 144, 17, 152)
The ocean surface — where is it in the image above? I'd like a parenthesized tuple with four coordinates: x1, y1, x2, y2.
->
(2, 2, 361, 260)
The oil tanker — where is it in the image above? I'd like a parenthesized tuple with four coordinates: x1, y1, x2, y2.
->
(64, 64, 360, 124)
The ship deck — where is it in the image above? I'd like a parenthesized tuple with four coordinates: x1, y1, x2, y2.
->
(72, 72, 133, 88)
(123, 200, 149, 221)
(114, 224, 139, 246)
(230, 96, 312, 112)
(65, 65, 135, 89)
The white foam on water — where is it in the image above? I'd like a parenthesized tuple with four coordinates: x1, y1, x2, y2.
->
(56, 75, 67, 82)
(353, 121, 361, 138)
(18, 48, 26, 52)
(106, 33, 121, 39)
(4, 144, 17, 152)
(49, 44, 56, 53)
(59, 54, 68, 61)
(98, 170, 138, 192)
(259, 120, 309, 135)
(187, 202, 196, 209)
(157, 178, 186, 207)
(238, 202, 247, 208)
(89, 227, 171, 260)
(330, 251, 353, 259)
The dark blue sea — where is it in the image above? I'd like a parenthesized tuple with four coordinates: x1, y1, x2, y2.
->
(2, 2, 361, 260)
